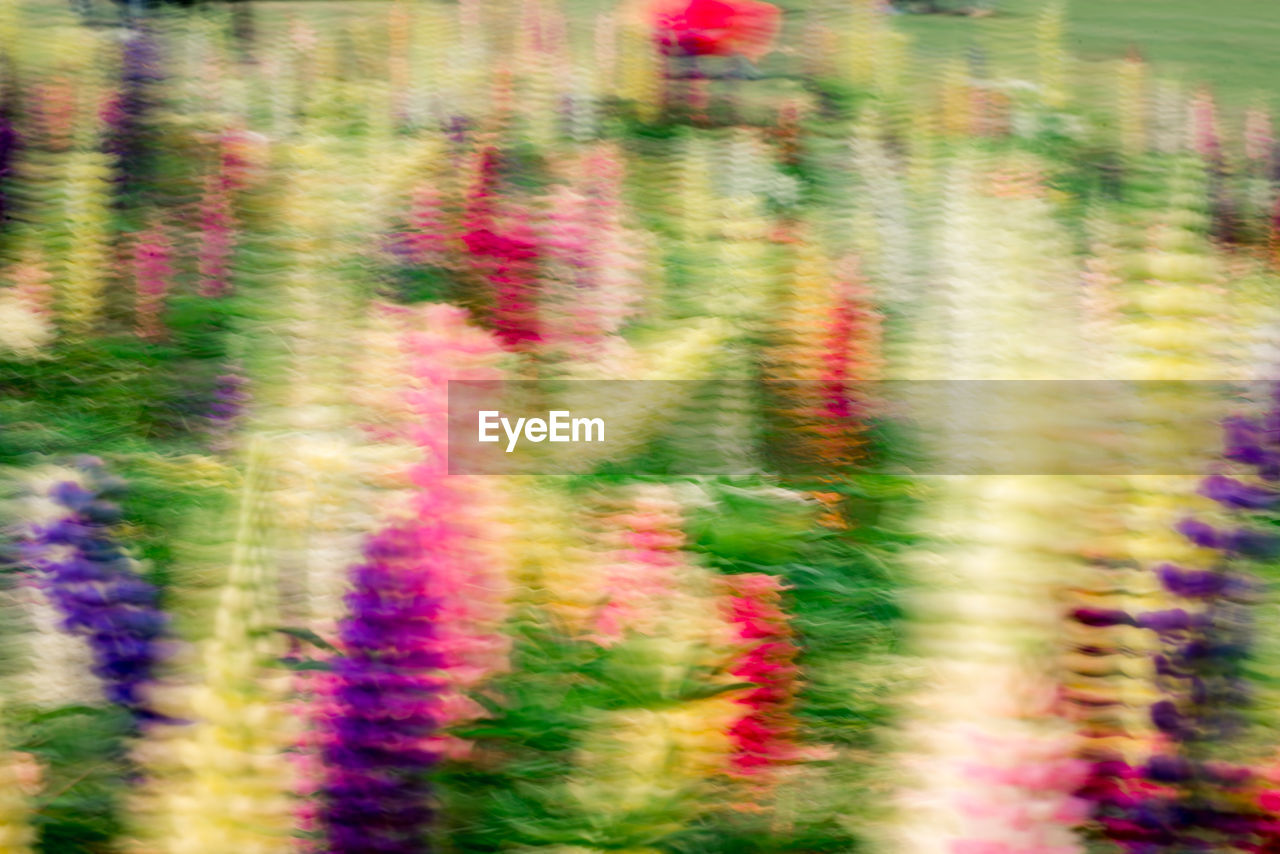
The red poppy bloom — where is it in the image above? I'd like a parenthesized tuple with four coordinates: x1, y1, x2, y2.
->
(650, 0, 781, 62)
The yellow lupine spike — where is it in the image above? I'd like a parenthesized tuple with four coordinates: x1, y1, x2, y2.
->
(874, 28, 910, 99)
(127, 438, 299, 854)
(846, 0, 879, 89)
(1036, 2, 1068, 108)
(455, 0, 490, 110)
(773, 234, 835, 384)
(617, 16, 662, 122)
(1117, 51, 1147, 159)
(674, 134, 715, 241)
(59, 151, 113, 339)
(0, 0, 21, 67)
(413, 3, 456, 125)
(939, 59, 971, 137)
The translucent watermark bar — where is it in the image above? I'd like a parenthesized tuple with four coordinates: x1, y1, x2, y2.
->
(447, 380, 1276, 476)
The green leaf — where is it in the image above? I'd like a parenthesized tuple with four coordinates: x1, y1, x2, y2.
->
(274, 626, 339, 654)
(278, 657, 333, 672)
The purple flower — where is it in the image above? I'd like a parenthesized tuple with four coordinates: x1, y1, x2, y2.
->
(0, 106, 19, 226)
(1072, 607, 1134, 627)
(1175, 518, 1220, 549)
(319, 525, 444, 854)
(1222, 417, 1267, 466)
(1150, 700, 1183, 736)
(1157, 564, 1225, 598)
(104, 27, 163, 197)
(21, 460, 169, 726)
(1199, 474, 1279, 510)
(205, 370, 249, 452)
(1083, 399, 1280, 849)
(1144, 755, 1192, 783)
(1137, 608, 1203, 633)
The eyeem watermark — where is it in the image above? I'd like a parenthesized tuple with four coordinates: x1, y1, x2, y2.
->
(478, 410, 605, 453)
(449, 379, 1275, 475)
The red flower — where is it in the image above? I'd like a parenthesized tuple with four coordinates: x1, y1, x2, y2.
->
(650, 0, 781, 61)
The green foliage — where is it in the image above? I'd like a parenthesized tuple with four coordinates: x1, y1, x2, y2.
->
(13, 706, 133, 854)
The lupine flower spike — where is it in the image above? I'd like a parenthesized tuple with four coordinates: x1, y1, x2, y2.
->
(196, 145, 237, 298)
(720, 573, 801, 802)
(127, 438, 299, 854)
(19, 458, 168, 725)
(132, 221, 173, 341)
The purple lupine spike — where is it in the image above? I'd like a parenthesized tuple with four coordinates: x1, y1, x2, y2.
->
(1137, 608, 1205, 634)
(1145, 755, 1193, 783)
(0, 107, 19, 227)
(206, 370, 249, 453)
(319, 524, 443, 854)
(104, 26, 163, 198)
(1199, 474, 1280, 510)
(21, 460, 170, 726)
(1175, 517, 1222, 549)
(447, 115, 470, 145)
(1222, 416, 1266, 466)
(1150, 700, 1184, 736)
(1157, 564, 1227, 599)
(1080, 392, 1280, 848)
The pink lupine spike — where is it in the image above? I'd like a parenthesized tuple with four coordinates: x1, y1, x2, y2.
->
(462, 146, 543, 349)
(132, 223, 174, 341)
(589, 491, 690, 647)
(595, 13, 618, 87)
(388, 2, 411, 126)
(820, 256, 881, 426)
(290, 643, 343, 853)
(218, 127, 269, 193)
(463, 144, 502, 235)
(464, 209, 542, 350)
(720, 573, 801, 793)
(402, 304, 511, 758)
(9, 250, 54, 319)
(192, 129, 258, 299)
(542, 2, 569, 59)
(1245, 107, 1274, 166)
(404, 182, 454, 267)
(196, 170, 235, 298)
(519, 0, 545, 55)
(1271, 195, 1280, 269)
(539, 144, 644, 358)
(36, 74, 77, 152)
(1189, 87, 1222, 162)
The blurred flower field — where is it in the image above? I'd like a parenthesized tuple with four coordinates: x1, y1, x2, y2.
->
(2, 1, 1280, 853)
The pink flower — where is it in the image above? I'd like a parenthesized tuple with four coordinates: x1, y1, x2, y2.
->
(133, 224, 173, 340)
(649, 0, 782, 61)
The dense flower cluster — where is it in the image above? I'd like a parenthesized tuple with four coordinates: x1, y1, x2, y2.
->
(5, 3, 1280, 854)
